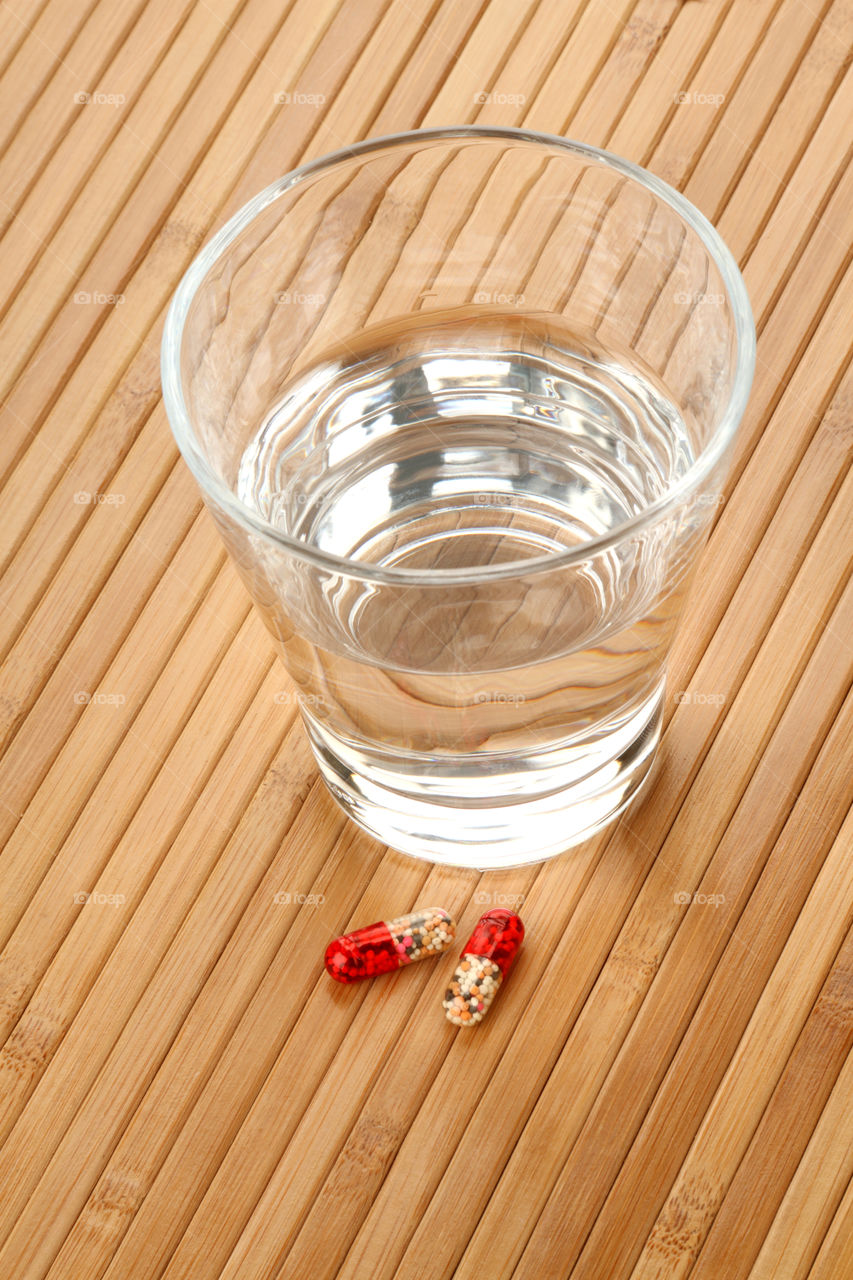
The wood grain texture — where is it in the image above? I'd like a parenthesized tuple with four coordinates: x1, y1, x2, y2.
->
(0, 1, 851, 1277)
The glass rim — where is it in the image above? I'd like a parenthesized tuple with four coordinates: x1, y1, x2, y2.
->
(161, 125, 756, 586)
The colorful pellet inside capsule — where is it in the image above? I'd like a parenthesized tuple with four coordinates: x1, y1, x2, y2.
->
(443, 908, 524, 1026)
(324, 908, 455, 983)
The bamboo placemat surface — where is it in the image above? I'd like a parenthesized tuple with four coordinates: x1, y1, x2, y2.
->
(1, 0, 852, 1276)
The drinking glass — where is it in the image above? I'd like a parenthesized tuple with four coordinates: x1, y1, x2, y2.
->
(161, 126, 755, 869)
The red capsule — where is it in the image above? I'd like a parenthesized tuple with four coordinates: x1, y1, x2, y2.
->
(443, 909, 524, 1025)
(463, 908, 525, 977)
(324, 908, 455, 983)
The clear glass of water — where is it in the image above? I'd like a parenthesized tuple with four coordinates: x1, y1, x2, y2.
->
(161, 127, 754, 869)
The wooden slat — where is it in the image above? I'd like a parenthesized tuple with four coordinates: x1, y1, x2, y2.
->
(0, 0, 105, 153)
(747, 1049, 853, 1277)
(683, 936, 853, 1277)
(1, 0, 852, 1277)
(810, 1176, 853, 1280)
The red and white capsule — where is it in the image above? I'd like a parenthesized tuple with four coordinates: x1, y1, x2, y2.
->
(443, 908, 524, 1025)
(324, 907, 455, 983)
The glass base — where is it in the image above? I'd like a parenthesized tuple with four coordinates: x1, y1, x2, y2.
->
(301, 686, 663, 870)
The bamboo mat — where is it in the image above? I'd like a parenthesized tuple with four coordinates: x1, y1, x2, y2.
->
(0, 0, 852, 1276)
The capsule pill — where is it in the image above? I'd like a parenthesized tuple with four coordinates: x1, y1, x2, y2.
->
(443, 908, 524, 1025)
(324, 907, 456, 983)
